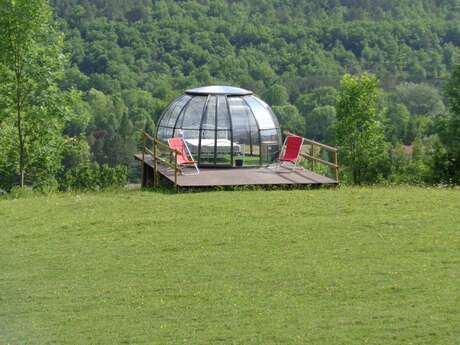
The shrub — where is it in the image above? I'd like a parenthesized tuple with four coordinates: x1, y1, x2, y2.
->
(6, 186, 36, 199)
(61, 163, 127, 191)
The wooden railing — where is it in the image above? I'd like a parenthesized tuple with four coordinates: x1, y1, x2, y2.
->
(142, 131, 182, 189)
(141, 130, 338, 187)
(284, 131, 339, 182)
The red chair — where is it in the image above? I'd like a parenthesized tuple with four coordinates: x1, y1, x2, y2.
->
(277, 134, 304, 170)
(168, 137, 200, 175)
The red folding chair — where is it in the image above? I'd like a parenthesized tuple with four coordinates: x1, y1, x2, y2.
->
(168, 137, 199, 175)
(277, 134, 304, 170)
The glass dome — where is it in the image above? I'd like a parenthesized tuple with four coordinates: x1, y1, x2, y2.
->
(156, 85, 281, 167)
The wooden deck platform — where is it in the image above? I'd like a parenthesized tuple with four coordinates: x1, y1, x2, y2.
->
(135, 154, 338, 188)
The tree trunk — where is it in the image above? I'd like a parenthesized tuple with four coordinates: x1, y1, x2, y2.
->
(16, 71, 25, 187)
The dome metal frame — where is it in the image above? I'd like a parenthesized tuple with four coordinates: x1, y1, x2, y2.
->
(155, 86, 281, 168)
(185, 85, 253, 96)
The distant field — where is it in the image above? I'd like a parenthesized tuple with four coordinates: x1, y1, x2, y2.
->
(1, 187, 459, 345)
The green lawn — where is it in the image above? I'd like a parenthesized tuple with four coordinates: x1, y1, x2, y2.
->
(1, 187, 459, 344)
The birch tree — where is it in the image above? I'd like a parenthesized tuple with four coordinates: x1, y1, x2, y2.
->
(0, 0, 68, 188)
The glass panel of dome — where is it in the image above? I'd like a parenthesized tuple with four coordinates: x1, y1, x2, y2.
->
(246, 103, 260, 165)
(201, 96, 217, 130)
(180, 96, 207, 129)
(261, 128, 281, 142)
(199, 96, 217, 164)
(216, 95, 230, 129)
(173, 110, 185, 136)
(165, 95, 191, 128)
(260, 129, 281, 163)
(249, 125, 261, 157)
(228, 97, 258, 166)
(158, 95, 184, 128)
(228, 97, 250, 141)
(244, 96, 277, 130)
(158, 96, 181, 128)
(182, 129, 200, 156)
(215, 130, 233, 166)
(251, 96, 280, 128)
(157, 126, 173, 143)
(199, 129, 216, 165)
(182, 129, 200, 140)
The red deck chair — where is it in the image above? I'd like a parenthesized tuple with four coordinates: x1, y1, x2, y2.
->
(277, 134, 304, 170)
(167, 137, 199, 175)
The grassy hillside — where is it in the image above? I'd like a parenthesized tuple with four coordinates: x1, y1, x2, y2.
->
(1, 187, 459, 344)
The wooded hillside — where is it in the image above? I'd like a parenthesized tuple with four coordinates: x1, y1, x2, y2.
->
(2, 0, 460, 189)
(52, 0, 460, 167)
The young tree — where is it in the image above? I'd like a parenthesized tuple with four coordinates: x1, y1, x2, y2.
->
(335, 73, 389, 184)
(0, 0, 69, 188)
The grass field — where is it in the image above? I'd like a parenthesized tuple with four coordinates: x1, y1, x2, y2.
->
(1, 187, 459, 344)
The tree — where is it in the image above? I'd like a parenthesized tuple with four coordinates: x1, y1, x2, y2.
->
(272, 104, 305, 135)
(0, 0, 69, 188)
(9, 0, 458, 185)
(382, 103, 410, 144)
(264, 84, 289, 106)
(394, 82, 445, 117)
(440, 64, 460, 183)
(296, 87, 337, 116)
(305, 105, 336, 144)
(335, 74, 389, 184)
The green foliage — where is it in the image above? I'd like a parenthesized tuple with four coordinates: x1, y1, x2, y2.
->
(0, 0, 82, 189)
(382, 103, 410, 144)
(1, 0, 460, 187)
(394, 83, 445, 117)
(263, 84, 289, 106)
(296, 87, 338, 142)
(437, 64, 460, 183)
(380, 83, 446, 146)
(305, 105, 336, 144)
(388, 137, 435, 185)
(272, 104, 305, 135)
(0, 112, 64, 190)
(336, 73, 389, 184)
(47, 0, 459, 184)
(61, 162, 127, 191)
(4, 185, 36, 199)
(296, 87, 337, 116)
(61, 136, 91, 171)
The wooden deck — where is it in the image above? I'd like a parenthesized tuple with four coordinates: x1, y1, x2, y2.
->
(135, 154, 338, 188)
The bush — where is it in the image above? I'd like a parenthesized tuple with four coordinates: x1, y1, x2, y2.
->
(99, 164, 128, 189)
(33, 178, 59, 194)
(61, 163, 127, 191)
(6, 186, 36, 199)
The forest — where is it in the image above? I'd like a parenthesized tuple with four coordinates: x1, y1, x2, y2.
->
(1, 0, 460, 191)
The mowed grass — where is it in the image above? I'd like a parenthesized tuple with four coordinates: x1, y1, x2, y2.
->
(1, 187, 459, 345)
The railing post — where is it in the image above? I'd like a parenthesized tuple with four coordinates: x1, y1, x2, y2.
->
(174, 151, 178, 192)
(141, 132, 146, 187)
(333, 150, 339, 182)
(310, 144, 314, 171)
(153, 139, 158, 188)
